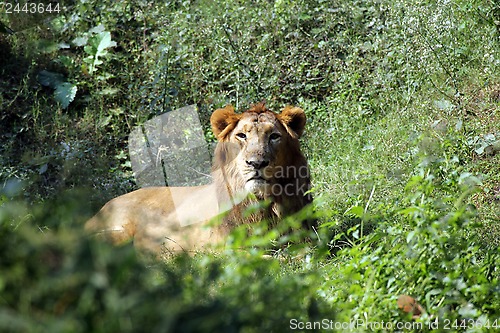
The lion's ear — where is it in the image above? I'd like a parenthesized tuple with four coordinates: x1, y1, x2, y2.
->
(210, 105, 240, 140)
(278, 106, 306, 138)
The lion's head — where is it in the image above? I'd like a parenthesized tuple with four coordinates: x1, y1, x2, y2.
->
(210, 103, 312, 225)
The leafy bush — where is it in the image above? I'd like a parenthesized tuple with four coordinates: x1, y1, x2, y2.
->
(318, 137, 500, 330)
(2, 139, 499, 332)
(0, 192, 329, 333)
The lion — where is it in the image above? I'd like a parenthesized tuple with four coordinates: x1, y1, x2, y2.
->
(85, 102, 314, 255)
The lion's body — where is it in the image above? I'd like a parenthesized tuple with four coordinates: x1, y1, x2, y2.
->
(85, 103, 313, 255)
(85, 185, 223, 254)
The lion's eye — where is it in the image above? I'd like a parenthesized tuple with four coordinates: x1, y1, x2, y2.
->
(269, 133, 281, 141)
(236, 133, 247, 140)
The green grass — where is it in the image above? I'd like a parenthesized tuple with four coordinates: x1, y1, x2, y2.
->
(1, 0, 500, 331)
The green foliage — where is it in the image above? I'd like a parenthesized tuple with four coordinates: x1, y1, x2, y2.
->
(318, 145, 500, 329)
(1, 0, 499, 331)
(2, 142, 499, 331)
(37, 70, 77, 108)
(0, 193, 329, 333)
(81, 27, 117, 75)
(34, 24, 116, 108)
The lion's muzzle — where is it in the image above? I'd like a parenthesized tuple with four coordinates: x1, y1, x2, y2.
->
(245, 158, 269, 170)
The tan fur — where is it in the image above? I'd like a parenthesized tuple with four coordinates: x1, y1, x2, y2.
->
(85, 103, 313, 256)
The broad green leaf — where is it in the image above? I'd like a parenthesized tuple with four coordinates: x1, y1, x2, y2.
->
(83, 31, 116, 74)
(86, 31, 116, 56)
(406, 230, 416, 243)
(54, 82, 77, 108)
(344, 205, 364, 218)
(84, 44, 96, 56)
(37, 70, 65, 89)
(97, 31, 116, 53)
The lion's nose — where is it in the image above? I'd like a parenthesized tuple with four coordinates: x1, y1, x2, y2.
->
(246, 159, 269, 170)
